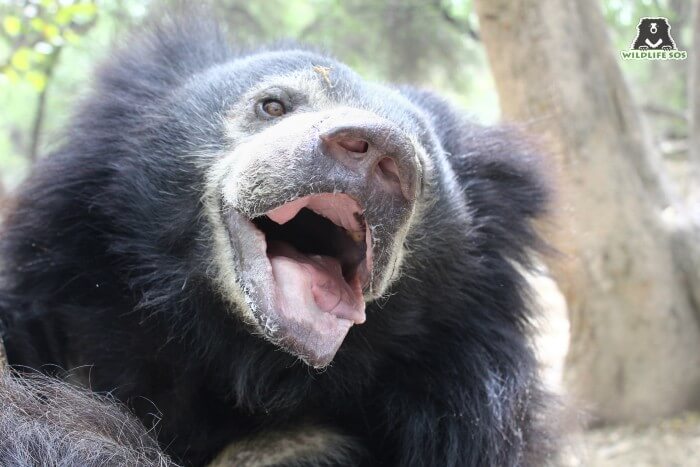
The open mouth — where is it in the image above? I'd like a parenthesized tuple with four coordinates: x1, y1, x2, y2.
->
(224, 192, 374, 366)
(250, 194, 372, 326)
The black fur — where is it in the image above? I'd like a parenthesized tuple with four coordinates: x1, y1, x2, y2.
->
(0, 12, 556, 467)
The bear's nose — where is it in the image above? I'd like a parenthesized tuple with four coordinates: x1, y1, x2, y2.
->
(319, 120, 419, 202)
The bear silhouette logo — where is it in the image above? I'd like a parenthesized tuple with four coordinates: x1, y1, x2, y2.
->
(631, 17, 676, 50)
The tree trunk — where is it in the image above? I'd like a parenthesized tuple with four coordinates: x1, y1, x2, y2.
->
(690, 0, 700, 180)
(474, 0, 700, 424)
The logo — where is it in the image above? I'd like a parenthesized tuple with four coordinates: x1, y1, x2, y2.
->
(621, 17, 687, 60)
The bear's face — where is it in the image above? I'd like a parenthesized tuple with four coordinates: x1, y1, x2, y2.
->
(170, 51, 442, 367)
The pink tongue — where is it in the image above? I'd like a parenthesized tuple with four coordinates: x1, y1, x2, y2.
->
(268, 242, 366, 324)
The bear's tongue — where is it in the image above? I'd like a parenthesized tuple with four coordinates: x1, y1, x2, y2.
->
(268, 241, 366, 325)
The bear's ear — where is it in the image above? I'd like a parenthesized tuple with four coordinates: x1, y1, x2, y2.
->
(400, 87, 552, 257)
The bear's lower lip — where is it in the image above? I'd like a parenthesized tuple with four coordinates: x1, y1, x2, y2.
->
(224, 193, 373, 367)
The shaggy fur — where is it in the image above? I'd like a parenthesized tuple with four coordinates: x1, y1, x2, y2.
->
(0, 371, 174, 466)
(0, 11, 556, 467)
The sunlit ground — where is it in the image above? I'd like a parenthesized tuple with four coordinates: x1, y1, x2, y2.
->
(531, 273, 700, 467)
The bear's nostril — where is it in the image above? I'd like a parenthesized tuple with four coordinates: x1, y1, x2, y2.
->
(376, 157, 401, 187)
(338, 138, 369, 154)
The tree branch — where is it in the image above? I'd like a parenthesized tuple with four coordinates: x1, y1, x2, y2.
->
(434, 1, 480, 41)
(643, 104, 689, 123)
(688, 0, 700, 178)
(28, 46, 62, 163)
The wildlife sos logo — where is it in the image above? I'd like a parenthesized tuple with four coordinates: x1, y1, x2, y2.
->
(621, 17, 687, 60)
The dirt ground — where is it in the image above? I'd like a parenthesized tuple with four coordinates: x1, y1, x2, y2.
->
(562, 412, 700, 466)
(531, 273, 700, 467)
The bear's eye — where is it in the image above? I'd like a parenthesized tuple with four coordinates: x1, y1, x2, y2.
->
(260, 99, 286, 118)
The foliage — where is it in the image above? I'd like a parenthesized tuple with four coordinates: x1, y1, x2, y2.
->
(1, 0, 97, 91)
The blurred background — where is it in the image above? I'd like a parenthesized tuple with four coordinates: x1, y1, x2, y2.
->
(1, 0, 699, 465)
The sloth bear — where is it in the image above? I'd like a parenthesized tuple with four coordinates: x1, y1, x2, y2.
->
(631, 17, 677, 50)
(0, 11, 556, 467)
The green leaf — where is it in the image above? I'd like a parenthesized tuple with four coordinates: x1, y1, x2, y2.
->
(56, 2, 97, 25)
(73, 2, 97, 18)
(2, 16, 22, 37)
(43, 24, 60, 40)
(30, 17, 46, 32)
(2, 67, 20, 84)
(63, 29, 81, 44)
(26, 70, 47, 92)
(55, 6, 74, 25)
(10, 48, 32, 71)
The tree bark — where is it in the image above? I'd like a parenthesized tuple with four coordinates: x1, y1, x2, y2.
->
(475, 0, 700, 424)
(690, 0, 700, 180)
